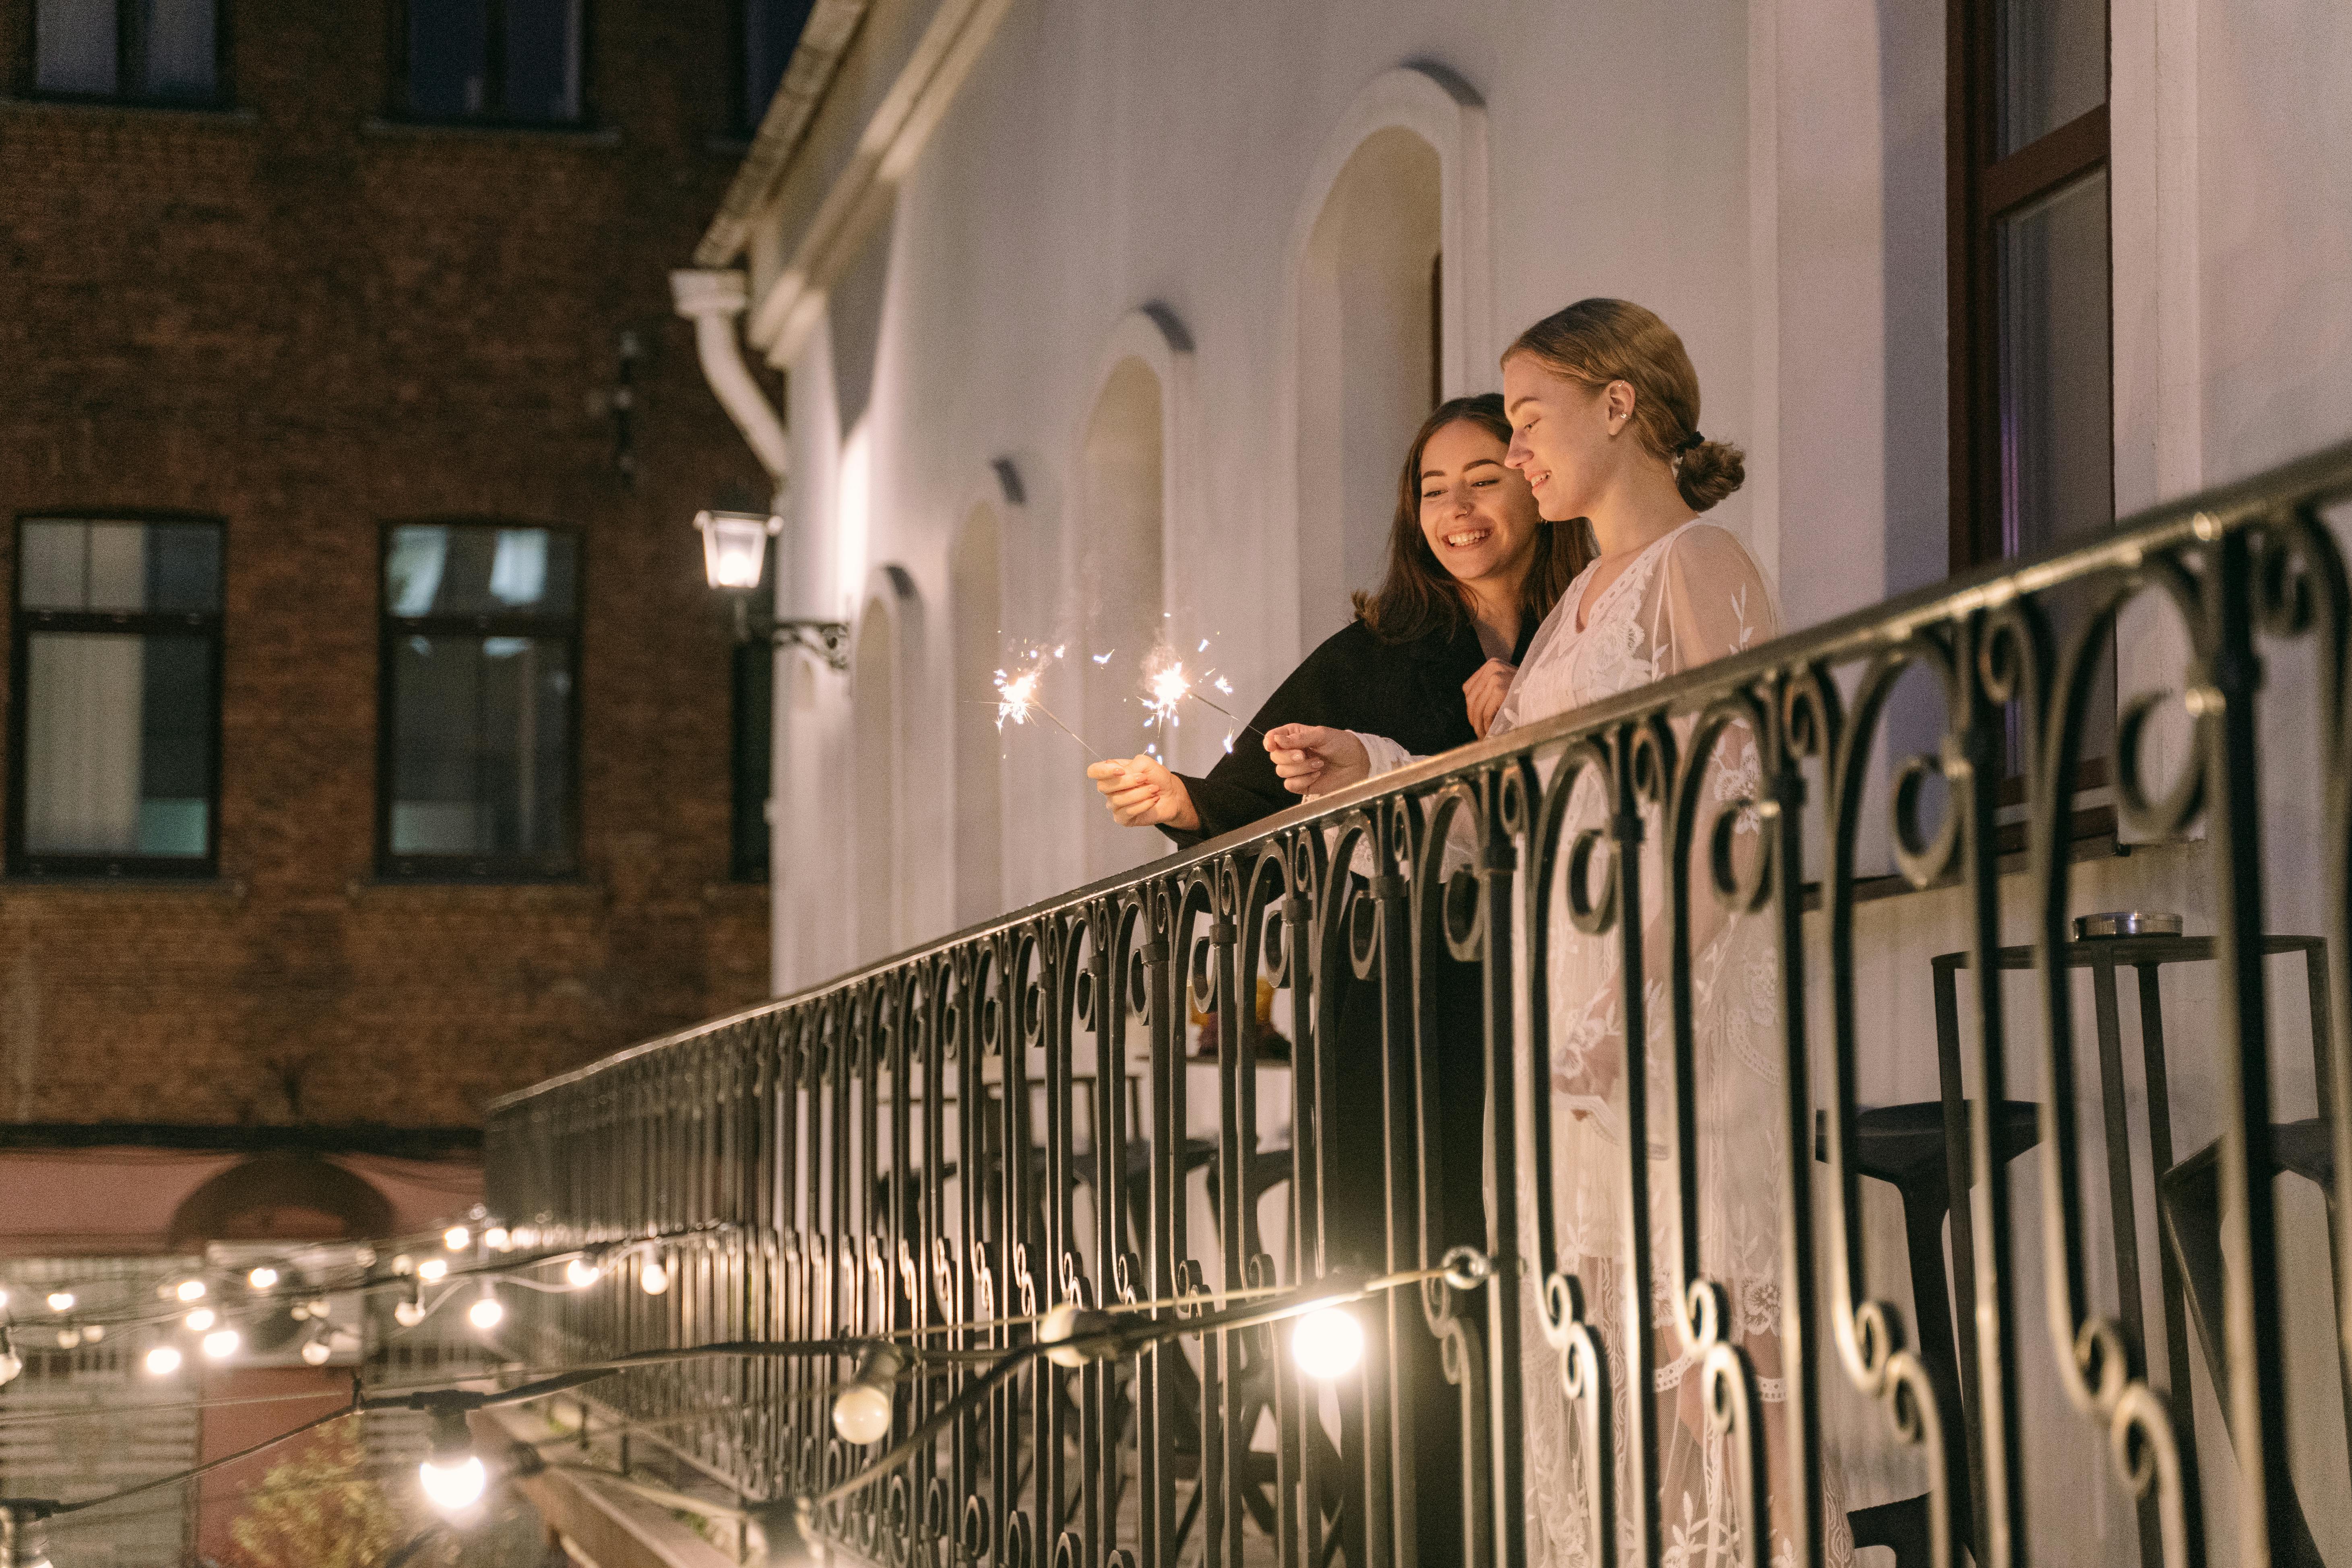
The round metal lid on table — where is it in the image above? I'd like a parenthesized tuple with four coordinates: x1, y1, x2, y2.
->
(2072, 911, 2185, 940)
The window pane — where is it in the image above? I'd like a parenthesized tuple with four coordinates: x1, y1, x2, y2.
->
(23, 633, 211, 858)
(385, 526, 575, 617)
(35, 0, 118, 95)
(1996, 168, 2112, 557)
(389, 634, 572, 861)
(504, 0, 582, 122)
(140, 0, 216, 99)
(408, 0, 489, 118)
(17, 521, 220, 612)
(1996, 0, 2105, 155)
(743, 0, 815, 130)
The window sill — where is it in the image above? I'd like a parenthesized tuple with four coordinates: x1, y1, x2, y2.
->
(1802, 830, 2135, 912)
(0, 94, 256, 124)
(0, 874, 246, 897)
(361, 116, 619, 147)
(346, 876, 607, 907)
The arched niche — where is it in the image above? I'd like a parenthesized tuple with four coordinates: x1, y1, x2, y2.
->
(1075, 308, 1190, 877)
(1286, 64, 1491, 642)
(949, 501, 1005, 926)
(168, 1153, 395, 1245)
(852, 564, 920, 961)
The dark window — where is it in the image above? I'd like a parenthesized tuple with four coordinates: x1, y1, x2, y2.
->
(29, 0, 221, 104)
(1951, 0, 2112, 798)
(401, 0, 582, 125)
(379, 524, 580, 879)
(9, 517, 223, 878)
(733, 0, 813, 136)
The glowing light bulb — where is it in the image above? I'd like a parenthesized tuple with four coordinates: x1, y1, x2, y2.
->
(391, 1255, 414, 1276)
(55, 1327, 81, 1349)
(201, 1328, 241, 1360)
(394, 1299, 426, 1328)
(144, 1344, 182, 1376)
(466, 1291, 504, 1331)
(300, 1337, 332, 1366)
(46, 1290, 75, 1312)
(443, 1226, 471, 1252)
(483, 1227, 510, 1252)
(290, 1302, 310, 1321)
(176, 1279, 207, 1303)
(1290, 1306, 1365, 1380)
(248, 1266, 279, 1290)
(419, 1454, 488, 1512)
(564, 1258, 602, 1289)
(417, 1258, 448, 1283)
(184, 1307, 216, 1332)
(0, 1344, 19, 1389)
(82, 1323, 103, 1343)
(639, 1258, 669, 1295)
(831, 1383, 892, 1446)
(354, 1246, 377, 1267)
(1037, 1302, 1105, 1368)
(0, 1285, 10, 1310)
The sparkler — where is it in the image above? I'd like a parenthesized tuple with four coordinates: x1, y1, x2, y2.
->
(992, 659, 1099, 758)
(1139, 644, 1261, 742)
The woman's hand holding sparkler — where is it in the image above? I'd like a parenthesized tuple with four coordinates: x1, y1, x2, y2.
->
(1088, 754, 1200, 830)
(1264, 724, 1371, 797)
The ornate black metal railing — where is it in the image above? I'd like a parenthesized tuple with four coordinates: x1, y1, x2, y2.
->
(486, 441, 2352, 1568)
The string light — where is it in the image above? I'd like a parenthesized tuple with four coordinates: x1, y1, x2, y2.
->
(639, 1256, 669, 1296)
(830, 1346, 902, 1446)
(81, 1324, 101, 1344)
(248, 1266, 279, 1291)
(184, 1308, 216, 1332)
(1037, 1303, 1108, 1370)
(201, 1328, 241, 1361)
(483, 1227, 510, 1252)
(53, 1328, 79, 1351)
(0, 1286, 10, 1312)
(143, 1344, 182, 1377)
(394, 1296, 427, 1329)
(417, 1258, 448, 1283)
(300, 1336, 332, 1367)
(1289, 1306, 1365, 1380)
(563, 1258, 602, 1289)
(175, 1279, 206, 1303)
(43, 1291, 73, 1314)
(443, 1227, 471, 1252)
(417, 1407, 487, 1513)
(466, 1287, 504, 1332)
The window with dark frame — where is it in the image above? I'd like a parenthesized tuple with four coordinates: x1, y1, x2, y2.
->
(399, 0, 584, 126)
(730, 634, 772, 883)
(732, 0, 813, 137)
(1949, 0, 2115, 826)
(8, 516, 223, 880)
(379, 523, 580, 880)
(28, 0, 222, 104)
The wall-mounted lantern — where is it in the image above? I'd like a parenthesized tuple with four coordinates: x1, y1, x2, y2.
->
(694, 510, 849, 671)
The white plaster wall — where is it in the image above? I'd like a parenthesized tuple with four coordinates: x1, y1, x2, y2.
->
(743, 0, 2352, 1557)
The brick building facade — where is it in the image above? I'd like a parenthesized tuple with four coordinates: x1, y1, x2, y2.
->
(0, 0, 773, 1138)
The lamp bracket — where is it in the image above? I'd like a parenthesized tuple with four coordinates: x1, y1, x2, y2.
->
(771, 619, 851, 673)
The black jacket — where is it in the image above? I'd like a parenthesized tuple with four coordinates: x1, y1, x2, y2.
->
(1162, 611, 1537, 848)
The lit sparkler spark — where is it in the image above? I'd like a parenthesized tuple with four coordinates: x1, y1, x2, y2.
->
(1197, 638, 1209, 652)
(1091, 649, 1115, 665)
(991, 659, 1100, 756)
(1140, 644, 1261, 743)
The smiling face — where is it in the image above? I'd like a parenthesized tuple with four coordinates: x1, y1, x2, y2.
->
(1502, 354, 1629, 523)
(1416, 417, 1545, 592)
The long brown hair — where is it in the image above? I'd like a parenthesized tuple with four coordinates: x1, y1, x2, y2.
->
(1503, 298, 1745, 511)
(1353, 394, 1590, 645)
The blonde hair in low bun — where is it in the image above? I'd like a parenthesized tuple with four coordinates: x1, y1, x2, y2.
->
(1504, 297, 1746, 512)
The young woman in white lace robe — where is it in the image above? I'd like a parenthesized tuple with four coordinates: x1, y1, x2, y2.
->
(1268, 299, 1844, 1567)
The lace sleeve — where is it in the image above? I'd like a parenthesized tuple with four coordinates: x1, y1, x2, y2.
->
(1649, 523, 1777, 676)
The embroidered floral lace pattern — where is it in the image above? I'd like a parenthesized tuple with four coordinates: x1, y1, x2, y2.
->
(1363, 522, 1851, 1567)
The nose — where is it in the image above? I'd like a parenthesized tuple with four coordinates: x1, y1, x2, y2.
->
(1505, 432, 1530, 471)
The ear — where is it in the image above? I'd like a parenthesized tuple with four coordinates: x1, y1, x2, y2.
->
(1605, 379, 1638, 432)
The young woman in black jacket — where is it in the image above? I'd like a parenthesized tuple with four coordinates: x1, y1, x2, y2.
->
(1088, 392, 1586, 840)
(1085, 393, 1587, 1563)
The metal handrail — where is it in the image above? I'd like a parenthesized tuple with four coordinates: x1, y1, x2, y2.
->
(488, 439, 2352, 1568)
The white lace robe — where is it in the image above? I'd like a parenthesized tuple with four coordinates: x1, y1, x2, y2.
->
(1359, 521, 1843, 1568)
